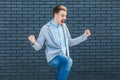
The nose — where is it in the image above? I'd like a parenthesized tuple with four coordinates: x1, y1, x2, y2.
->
(64, 16, 66, 20)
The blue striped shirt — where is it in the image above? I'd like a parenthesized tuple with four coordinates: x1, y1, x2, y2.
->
(50, 20, 66, 56)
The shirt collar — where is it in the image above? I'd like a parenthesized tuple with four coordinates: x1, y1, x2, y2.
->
(51, 19, 59, 28)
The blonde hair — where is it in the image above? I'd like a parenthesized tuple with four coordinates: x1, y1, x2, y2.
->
(53, 5, 67, 17)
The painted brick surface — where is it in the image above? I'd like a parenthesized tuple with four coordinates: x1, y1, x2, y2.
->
(0, 0, 120, 80)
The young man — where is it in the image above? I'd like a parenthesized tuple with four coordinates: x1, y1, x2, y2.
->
(28, 5, 91, 80)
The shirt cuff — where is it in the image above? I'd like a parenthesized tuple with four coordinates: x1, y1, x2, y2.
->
(82, 34, 88, 40)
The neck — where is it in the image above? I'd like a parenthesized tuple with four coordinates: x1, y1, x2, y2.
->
(53, 17, 59, 25)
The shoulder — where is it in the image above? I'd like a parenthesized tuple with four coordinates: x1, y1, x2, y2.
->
(41, 21, 51, 30)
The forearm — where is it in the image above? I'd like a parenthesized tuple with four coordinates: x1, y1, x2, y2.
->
(69, 34, 87, 47)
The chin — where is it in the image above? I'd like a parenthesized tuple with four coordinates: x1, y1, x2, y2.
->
(60, 23, 64, 25)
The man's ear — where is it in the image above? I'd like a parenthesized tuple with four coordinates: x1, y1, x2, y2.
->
(54, 13, 58, 17)
(54, 13, 56, 17)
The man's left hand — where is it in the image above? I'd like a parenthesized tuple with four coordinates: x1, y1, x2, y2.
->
(84, 30, 91, 37)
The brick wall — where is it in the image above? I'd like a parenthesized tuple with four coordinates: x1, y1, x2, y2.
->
(0, 0, 120, 80)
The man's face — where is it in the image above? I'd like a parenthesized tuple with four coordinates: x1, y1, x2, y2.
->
(55, 10, 67, 25)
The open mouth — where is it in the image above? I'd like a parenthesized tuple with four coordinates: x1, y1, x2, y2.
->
(61, 20, 64, 23)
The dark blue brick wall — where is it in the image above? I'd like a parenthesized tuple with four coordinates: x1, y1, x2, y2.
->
(0, 0, 120, 80)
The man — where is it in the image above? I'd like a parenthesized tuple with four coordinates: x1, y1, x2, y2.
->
(28, 5, 91, 80)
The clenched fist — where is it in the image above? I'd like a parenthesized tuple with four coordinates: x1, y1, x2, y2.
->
(84, 30, 91, 37)
(28, 35, 36, 44)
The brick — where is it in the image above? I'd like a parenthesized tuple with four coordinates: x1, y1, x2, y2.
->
(0, 0, 120, 80)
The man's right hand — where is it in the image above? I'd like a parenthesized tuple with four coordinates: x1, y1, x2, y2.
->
(28, 35, 36, 44)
